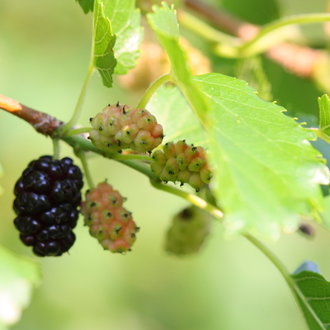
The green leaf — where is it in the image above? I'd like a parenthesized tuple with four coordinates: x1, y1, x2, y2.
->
(147, 3, 209, 123)
(0, 246, 40, 327)
(102, 1, 143, 75)
(320, 195, 330, 230)
(147, 85, 207, 145)
(92, 0, 143, 87)
(292, 264, 330, 330)
(318, 94, 330, 137)
(148, 74, 329, 238)
(76, 0, 94, 13)
(92, 0, 117, 87)
(194, 73, 329, 238)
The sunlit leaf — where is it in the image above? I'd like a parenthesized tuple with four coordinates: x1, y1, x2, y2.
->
(147, 85, 206, 145)
(320, 195, 330, 230)
(92, 0, 117, 87)
(195, 73, 329, 238)
(102, 1, 143, 75)
(148, 73, 329, 238)
(92, 0, 143, 87)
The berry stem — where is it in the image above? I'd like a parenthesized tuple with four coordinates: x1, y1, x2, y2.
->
(62, 135, 156, 179)
(150, 179, 224, 219)
(52, 138, 60, 160)
(61, 63, 94, 134)
(179, 10, 239, 50)
(137, 74, 172, 109)
(110, 153, 152, 163)
(240, 13, 330, 56)
(65, 127, 92, 137)
(77, 151, 95, 189)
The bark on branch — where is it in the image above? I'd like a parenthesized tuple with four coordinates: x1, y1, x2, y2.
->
(0, 94, 62, 135)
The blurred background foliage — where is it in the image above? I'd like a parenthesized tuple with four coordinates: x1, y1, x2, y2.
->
(1, 0, 330, 329)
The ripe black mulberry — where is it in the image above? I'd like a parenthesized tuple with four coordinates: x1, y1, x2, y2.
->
(13, 156, 83, 256)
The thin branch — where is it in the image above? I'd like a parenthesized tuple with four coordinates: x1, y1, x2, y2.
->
(2, 94, 312, 325)
(137, 74, 172, 109)
(0, 93, 224, 219)
(0, 94, 62, 135)
(184, 0, 248, 36)
(183, 0, 327, 78)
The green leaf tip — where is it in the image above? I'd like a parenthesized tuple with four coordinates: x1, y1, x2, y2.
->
(318, 94, 330, 135)
(148, 2, 179, 38)
(75, 0, 94, 14)
(147, 1, 209, 125)
(291, 264, 330, 330)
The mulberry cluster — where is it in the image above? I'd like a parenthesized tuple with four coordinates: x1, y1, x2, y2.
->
(13, 156, 83, 256)
(165, 206, 212, 256)
(151, 140, 212, 190)
(81, 182, 139, 253)
(89, 104, 163, 153)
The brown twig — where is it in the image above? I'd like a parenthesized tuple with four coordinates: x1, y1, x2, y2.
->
(0, 94, 62, 135)
(184, 0, 326, 79)
(184, 0, 258, 39)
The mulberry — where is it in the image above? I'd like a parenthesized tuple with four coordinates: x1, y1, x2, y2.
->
(81, 182, 139, 253)
(151, 140, 212, 190)
(165, 206, 212, 256)
(89, 104, 163, 153)
(13, 156, 83, 256)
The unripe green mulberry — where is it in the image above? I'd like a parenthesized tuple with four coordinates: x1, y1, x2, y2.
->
(81, 182, 139, 253)
(151, 141, 212, 190)
(165, 206, 212, 256)
(89, 104, 163, 153)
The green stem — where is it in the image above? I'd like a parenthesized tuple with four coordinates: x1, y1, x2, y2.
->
(137, 74, 172, 109)
(111, 153, 152, 162)
(179, 10, 240, 46)
(62, 135, 157, 179)
(244, 233, 322, 327)
(52, 139, 60, 159)
(244, 233, 300, 301)
(61, 63, 94, 133)
(179, 11, 241, 57)
(150, 179, 224, 219)
(77, 151, 95, 189)
(65, 127, 92, 137)
(307, 127, 330, 144)
(241, 13, 330, 55)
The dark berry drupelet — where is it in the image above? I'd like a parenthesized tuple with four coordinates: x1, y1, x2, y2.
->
(13, 156, 83, 256)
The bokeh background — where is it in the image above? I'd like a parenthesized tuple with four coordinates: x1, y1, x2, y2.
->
(1, 0, 330, 329)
